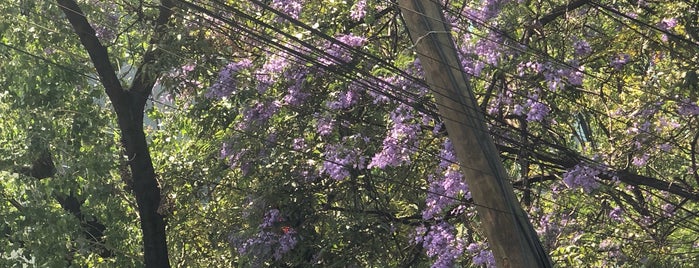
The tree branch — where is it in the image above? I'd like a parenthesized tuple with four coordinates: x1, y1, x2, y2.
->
(605, 170, 699, 201)
(9, 149, 114, 257)
(322, 205, 422, 225)
(522, 0, 591, 42)
(55, 0, 126, 108)
(499, 141, 699, 201)
(512, 175, 558, 188)
(130, 0, 174, 108)
(538, 0, 591, 26)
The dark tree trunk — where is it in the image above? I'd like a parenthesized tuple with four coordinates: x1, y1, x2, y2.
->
(56, 0, 173, 266)
(117, 98, 170, 267)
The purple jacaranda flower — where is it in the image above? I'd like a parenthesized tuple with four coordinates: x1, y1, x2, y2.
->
(678, 99, 699, 116)
(315, 114, 335, 136)
(562, 163, 601, 193)
(271, 0, 303, 20)
(573, 39, 592, 57)
(467, 242, 496, 267)
(206, 59, 253, 99)
(350, 0, 367, 21)
(658, 17, 678, 31)
(368, 105, 420, 169)
(610, 54, 631, 70)
(609, 207, 623, 222)
(414, 222, 466, 268)
(632, 153, 650, 167)
(526, 101, 550, 122)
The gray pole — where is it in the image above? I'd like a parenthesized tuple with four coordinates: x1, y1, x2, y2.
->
(397, 1, 552, 267)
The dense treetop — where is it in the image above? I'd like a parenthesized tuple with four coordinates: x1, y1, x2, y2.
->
(1, 0, 698, 267)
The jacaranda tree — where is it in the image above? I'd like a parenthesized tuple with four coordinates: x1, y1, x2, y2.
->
(1, 0, 698, 267)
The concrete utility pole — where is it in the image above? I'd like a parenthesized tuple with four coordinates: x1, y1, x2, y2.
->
(397, 1, 552, 267)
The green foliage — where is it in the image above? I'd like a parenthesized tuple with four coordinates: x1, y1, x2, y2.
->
(2, 0, 699, 267)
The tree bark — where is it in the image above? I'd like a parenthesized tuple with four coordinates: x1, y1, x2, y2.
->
(398, 1, 552, 267)
(56, 0, 173, 267)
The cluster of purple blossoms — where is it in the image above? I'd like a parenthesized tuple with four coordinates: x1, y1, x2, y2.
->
(466, 242, 496, 267)
(205, 59, 253, 99)
(488, 89, 514, 115)
(257, 55, 289, 94)
(349, 0, 367, 21)
(542, 62, 584, 90)
(423, 167, 470, 220)
(291, 137, 306, 151)
(486, 97, 502, 115)
(512, 93, 550, 122)
(406, 60, 429, 93)
(281, 68, 311, 106)
(610, 54, 631, 70)
(458, 32, 505, 76)
(261, 209, 282, 228)
(327, 82, 363, 110)
(368, 105, 421, 169)
(274, 229, 298, 259)
(320, 34, 367, 65)
(609, 207, 624, 222)
(476, 33, 505, 66)
(562, 163, 601, 193)
(536, 213, 562, 248)
(373, 84, 394, 104)
(232, 209, 298, 262)
(464, 0, 508, 22)
(566, 63, 585, 86)
(327, 88, 360, 110)
(573, 39, 592, 57)
(414, 222, 465, 268)
(367, 76, 403, 104)
(315, 113, 335, 136)
(456, 0, 513, 77)
(94, 24, 116, 43)
(237, 100, 281, 130)
(517, 61, 543, 77)
(220, 142, 234, 159)
(271, 0, 303, 20)
(321, 142, 364, 180)
(367, 63, 427, 104)
(626, 120, 652, 136)
(458, 46, 486, 76)
(221, 145, 253, 175)
(656, 115, 680, 132)
(658, 17, 678, 42)
(657, 17, 678, 31)
(337, 34, 367, 48)
(678, 99, 699, 116)
(180, 63, 195, 74)
(438, 139, 458, 169)
(631, 153, 650, 167)
(423, 139, 471, 220)
(661, 203, 676, 217)
(526, 99, 550, 122)
(517, 61, 583, 91)
(658, 143, 673, 152)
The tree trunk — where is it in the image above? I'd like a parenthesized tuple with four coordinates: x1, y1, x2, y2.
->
(56, 0, 173, 266)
